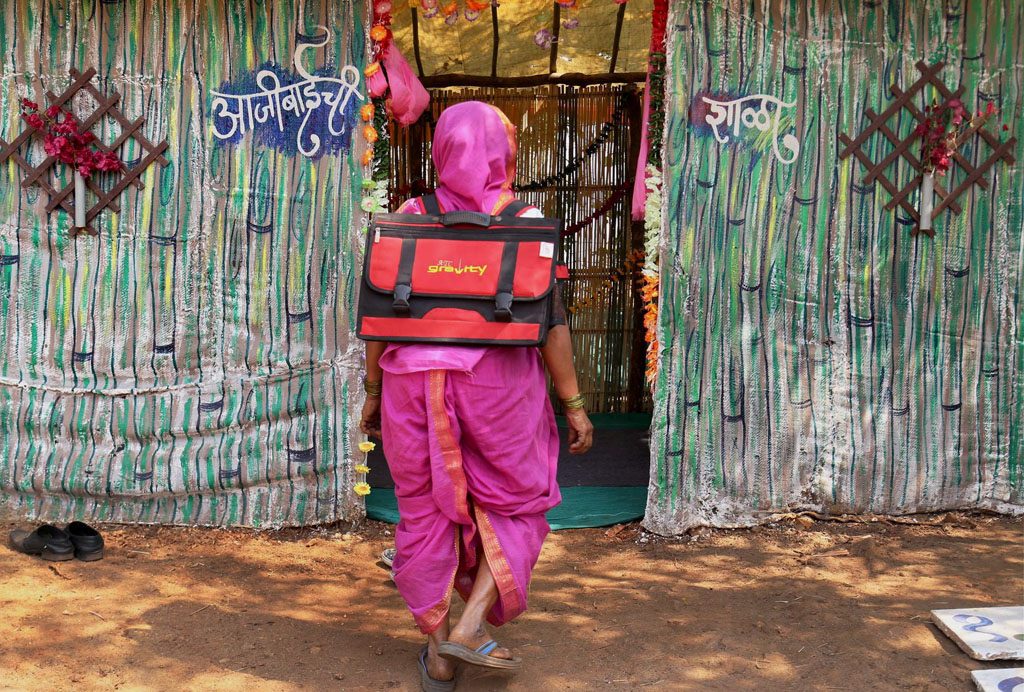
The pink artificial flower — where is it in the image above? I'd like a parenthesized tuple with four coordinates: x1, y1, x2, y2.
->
(20, 99, 38, 111)
(76, 148, 95, 165)
(43, 135, 68, 157)
(25, 113, 45, 129)
(53, 117, 79, 136)
(45, 105, 61, 119)
(374, 0, 392, 15)
(95, 151, 123, 172)
(985, 101, 996, 115)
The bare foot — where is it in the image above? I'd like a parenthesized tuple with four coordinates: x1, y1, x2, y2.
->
(446, 623, 513, 660)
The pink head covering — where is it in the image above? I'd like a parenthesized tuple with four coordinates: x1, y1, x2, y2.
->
(431, 102, 517, 215)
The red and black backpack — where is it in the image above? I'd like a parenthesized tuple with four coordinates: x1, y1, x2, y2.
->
(357, 195, 564, 346)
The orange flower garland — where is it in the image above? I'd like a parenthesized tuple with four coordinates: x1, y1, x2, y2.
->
(566, 250, 644, 316)
(641, 274, 659, 386)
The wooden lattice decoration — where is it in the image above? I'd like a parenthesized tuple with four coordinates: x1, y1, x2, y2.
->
(0, 67, 169, 237)
(839, 61, 1017, 237)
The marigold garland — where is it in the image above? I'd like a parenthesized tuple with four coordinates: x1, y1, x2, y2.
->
(641, 165, 662, 389)
(562, 183, 629, 236)
(514, 93, 630, 191)
(566, 249, 645, 315)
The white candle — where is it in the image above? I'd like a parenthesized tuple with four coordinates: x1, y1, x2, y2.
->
(919, 172, 934, 233)
(74, 170, 86, 229)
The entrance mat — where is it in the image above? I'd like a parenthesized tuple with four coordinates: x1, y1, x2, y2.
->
(368, 413, 653, 491)
(365, 486, 647, 531)
(556, 413, 652, 430)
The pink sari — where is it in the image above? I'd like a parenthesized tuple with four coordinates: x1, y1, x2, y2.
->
(378, 102, 561, 634)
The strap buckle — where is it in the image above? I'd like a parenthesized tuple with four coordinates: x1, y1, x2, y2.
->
(495, 291, 513, 322)
(393, 284, 412, 315)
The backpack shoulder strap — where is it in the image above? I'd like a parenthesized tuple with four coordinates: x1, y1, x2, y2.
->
(420, 194, 441, 215)
(500, 199, 531, 217)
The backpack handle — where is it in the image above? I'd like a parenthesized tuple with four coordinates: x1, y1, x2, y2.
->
(439, 211, 492, 227)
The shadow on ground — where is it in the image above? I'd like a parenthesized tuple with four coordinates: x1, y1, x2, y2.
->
(0, 515, 1020, 690)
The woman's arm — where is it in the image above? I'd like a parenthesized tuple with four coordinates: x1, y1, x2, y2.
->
(365, 341, 386, 383)
(359, 341, 387, 438)
(540, 325, 594, 454)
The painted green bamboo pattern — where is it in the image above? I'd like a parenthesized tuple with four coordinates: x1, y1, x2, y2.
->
(0, 0, 368, 528)
(646, 0, 1023, 534)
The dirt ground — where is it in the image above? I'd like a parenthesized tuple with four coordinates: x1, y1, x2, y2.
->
(0, 514, 1021, 692)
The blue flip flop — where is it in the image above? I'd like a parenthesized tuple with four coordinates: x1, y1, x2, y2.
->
(437, 640, 522, 670)
(419, 645, 456, 691)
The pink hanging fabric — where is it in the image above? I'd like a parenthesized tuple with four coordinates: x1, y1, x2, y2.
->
(631, 0, 669, 220)
(382, 46, 430, 126)
(631, 78, 653, 220)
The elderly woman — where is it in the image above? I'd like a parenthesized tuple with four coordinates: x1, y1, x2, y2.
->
(359, 101, 593, 690)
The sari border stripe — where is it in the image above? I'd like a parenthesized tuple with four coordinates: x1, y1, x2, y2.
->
(428, 369, 471, 522)
(474, 504, 522, 622)
(415, 523, 460, 634)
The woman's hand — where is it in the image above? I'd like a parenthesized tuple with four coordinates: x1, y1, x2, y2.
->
(565, 408, 593, 454)
(359, 396, 382, 438)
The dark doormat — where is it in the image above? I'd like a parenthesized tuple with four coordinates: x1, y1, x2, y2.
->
(363, 414, 650, 529)
(365, 486, 648, 530)
(367, 413, 651, 489)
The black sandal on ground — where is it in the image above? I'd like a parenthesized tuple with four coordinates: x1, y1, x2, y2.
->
(8, 524, 74, 561)
(418, 646, 456, 692)
(66, 521, 104, 561)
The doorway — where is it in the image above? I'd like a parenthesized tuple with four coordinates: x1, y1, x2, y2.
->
(388, 85, 652, 415)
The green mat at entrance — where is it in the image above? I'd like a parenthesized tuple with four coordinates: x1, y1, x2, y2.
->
(365, 486, 647, 530)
